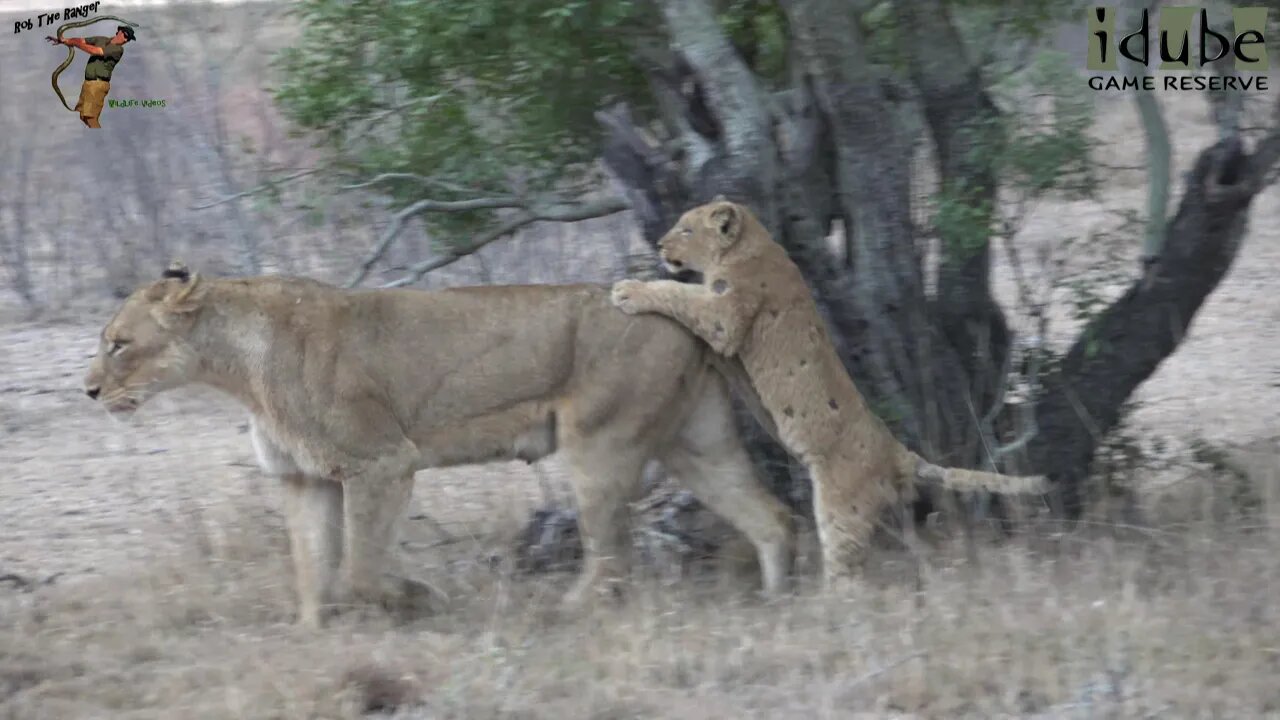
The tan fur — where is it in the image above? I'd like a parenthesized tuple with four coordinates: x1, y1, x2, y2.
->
(611, 201, 1047, 585)
(83, 266, 795, 626)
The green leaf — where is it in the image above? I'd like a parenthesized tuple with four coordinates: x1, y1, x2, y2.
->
(273, 0, 655, 238)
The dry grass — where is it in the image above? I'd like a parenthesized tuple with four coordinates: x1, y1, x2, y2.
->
(2, 450, 1278, 720)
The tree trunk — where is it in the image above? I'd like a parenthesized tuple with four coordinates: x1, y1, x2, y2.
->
(1029, 135, 1277, 516)
(893, 0, 1011, 458)
(599, 0, 1280, 524)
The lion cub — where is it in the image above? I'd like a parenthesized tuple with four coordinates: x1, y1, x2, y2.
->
(611, 199, 1047, 585)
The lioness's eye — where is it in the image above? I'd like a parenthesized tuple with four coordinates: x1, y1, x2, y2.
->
(107, 340, 129, 356)
(681, 227, 692, 236)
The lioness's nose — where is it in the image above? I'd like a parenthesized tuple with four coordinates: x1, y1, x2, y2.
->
(85, 386, 101, 400)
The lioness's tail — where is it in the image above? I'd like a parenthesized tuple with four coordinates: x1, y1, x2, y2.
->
(905, 451, 1048, 495)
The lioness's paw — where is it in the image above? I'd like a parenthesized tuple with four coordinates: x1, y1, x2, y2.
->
(610, 279, 647, 314)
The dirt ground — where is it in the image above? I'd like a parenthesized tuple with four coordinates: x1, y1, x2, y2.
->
(2, 93, 1279, 718)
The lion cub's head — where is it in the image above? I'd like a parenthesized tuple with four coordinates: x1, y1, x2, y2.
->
(83, 261, 208, 418)
(657, 198, 758, 274)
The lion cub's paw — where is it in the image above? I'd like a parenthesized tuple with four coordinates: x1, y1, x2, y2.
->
(610, 279, 648, 315)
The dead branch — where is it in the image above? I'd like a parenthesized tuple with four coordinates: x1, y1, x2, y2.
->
(188, 168, 321, 211)
(344, 198, 519, 288)
(340, 173, 493, 196)
(379, 195, 631, 288)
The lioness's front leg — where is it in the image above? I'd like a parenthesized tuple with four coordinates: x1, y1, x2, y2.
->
(281, 474, 344, 628)
(251, 419, 343, 627)
(611, 279, 756, 356)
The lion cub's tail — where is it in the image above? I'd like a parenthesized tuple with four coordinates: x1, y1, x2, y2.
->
(905, 451, 1048, 495)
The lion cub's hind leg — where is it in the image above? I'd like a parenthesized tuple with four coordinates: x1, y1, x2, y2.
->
(810, 457, 882, 590)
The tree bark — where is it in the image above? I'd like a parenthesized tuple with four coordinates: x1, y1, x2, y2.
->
(893, 0, 1011, 455)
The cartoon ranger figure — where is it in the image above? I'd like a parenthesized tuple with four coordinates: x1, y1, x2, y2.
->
(45, 24, 136, 128)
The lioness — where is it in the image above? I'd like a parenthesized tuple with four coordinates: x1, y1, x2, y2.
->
(83, 263, 794, 626)
(610, 200, 1047, 585)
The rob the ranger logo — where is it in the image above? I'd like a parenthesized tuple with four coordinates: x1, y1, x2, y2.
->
(1087, 6, 1270, 91)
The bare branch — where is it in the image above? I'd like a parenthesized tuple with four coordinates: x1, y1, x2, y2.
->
(336, 93, 450, 148)
(380, 196, 631, 288)
(344, 195, 533, 288)
(188, 168, 321, 210)
(340, 173, 496, 196)
(382, 215, 538, 287)
(379, 197, 527, 214)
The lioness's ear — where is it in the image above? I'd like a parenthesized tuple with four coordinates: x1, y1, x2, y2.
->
(707, 201, 742, 247)
(162, 260, 191, 282)
(161, 272, 204, 314)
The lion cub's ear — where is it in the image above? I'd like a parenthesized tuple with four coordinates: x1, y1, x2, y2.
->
(706, 201, 743, 247)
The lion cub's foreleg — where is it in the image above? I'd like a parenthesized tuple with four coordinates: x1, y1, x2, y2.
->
(612, 279, 756, 357)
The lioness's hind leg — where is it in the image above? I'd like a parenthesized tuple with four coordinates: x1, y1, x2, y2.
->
(340, 473, 417, 610)
(560, 444, 646, 610)
(663, 448, 794, 596)
(667, 379, 794, 596)
(281, 474, 344, 628)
